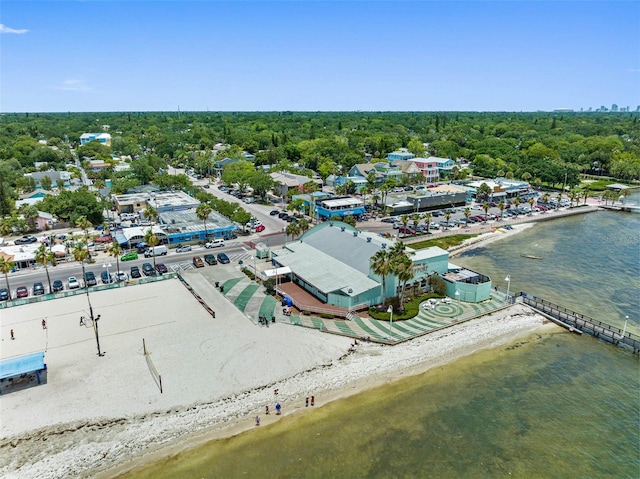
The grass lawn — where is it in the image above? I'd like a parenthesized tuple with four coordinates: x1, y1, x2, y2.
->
(410, 234, 478, 250)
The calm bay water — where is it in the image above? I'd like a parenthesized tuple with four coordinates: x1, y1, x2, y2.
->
(119, 206, 640, 479)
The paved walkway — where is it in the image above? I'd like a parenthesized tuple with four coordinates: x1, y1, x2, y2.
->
(180, 264, 512, 344)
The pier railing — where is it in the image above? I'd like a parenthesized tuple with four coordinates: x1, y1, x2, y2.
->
(519, 293, 640, 354)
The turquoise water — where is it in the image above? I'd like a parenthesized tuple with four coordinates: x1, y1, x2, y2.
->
(119, 205, 640, 479)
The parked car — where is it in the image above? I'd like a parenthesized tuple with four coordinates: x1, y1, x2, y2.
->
(380, 217, 396, 223)
(14, 235, 38, 245)
(203, 254, 217, 265)
(121, 251, 138, 261)
(192, 256, 204, 268)
(216, 252, 230, 264)
(155, 263, 168, 274)
(175, 244, 192, 253)
(101, 270, 113, 284)
(269, 209, 280, 216)
(130, 266, 141, 278)
(85, 271, 97, 287)
(142, 263, 156, 276)
(68, 276, 80, 289)
(278, 211, 288, 219)
(52, 280, 64, 292)
(205, 239, 225, 248)
(16, 286, 29, 298)
(398, 227, 416, 235)
(115, 271, 128, 282)
(0, 288, 9, 301)
(254, 224, 266, 232)
(33, 282, 45, 295)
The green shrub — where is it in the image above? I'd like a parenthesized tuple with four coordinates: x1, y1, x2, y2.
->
(368, 293, 443, 321)
(301, 310, 311, 315)
(320, 313, 335, 319)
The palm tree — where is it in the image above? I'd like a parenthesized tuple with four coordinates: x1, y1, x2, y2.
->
(399, 214, 409, 237)
(541, 193, 550, 205)
(285, 222, 301, 240)
(582, 186, 590, 205)
(35, 244, 55, 293)
(0, 256, 15, 299)
(76, 215, 93, 261)
(298, 217, 310, 235)
(422, 212, 432, 233)
(144, 230, 159, 270)
(72, 244, 89, 288)
(527, 197, 535, 212)
(143, 205, 158, 232)
(395, 257, 414, 307)
(463, 207, 471, 228)
(411, 213, 421, 232)
(482, 202, 490, 222)
(370, 249, 393, 305)
(498, 200, 506, 221)
(108, 240, 123, 286)
(556, 192, 563, 207)
(196, 203, 212, 241)
(444, 210, 451, 230)
(513, 196, 521, 209)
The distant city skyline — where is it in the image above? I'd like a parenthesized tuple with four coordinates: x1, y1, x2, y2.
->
(1, 1, 639, 113)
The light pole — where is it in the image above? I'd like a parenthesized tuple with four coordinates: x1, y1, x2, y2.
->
(505, 275, 511, 304)
(103, 262, 112, 283)
(387, 305, 393, 341)
(455, 290, 460, 321)
(622, 315, 629, 338)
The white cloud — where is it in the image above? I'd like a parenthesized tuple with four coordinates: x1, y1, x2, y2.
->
(627, 68, 640, 73)
(54, 79, 92, 92)
(0, 24, 29, 34)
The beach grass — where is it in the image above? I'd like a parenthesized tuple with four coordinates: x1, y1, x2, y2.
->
(410, 234, 478, 250)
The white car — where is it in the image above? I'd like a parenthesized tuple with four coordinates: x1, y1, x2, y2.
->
(175, 244, 192, 253)
(68, 276, 80, 289)
(115, 271, 128, 282)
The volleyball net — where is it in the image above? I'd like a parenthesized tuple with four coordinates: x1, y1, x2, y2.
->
(143, 338, 163, 393)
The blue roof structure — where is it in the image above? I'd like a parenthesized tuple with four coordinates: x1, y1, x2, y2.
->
(0, 352, 45, 380)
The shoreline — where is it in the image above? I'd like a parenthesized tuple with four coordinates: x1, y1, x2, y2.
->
(103, 305, 554, 478)
(0, 281, 554, 479)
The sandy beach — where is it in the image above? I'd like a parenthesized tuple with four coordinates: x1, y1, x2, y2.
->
(1, 230, 555, 478)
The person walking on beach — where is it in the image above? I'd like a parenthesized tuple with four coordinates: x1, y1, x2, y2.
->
(10, 329, 14, 340)
(305, 397, 309, 407)
(255, 416, 260, 427)
(311, 396, 315, 406)
(265, 405, 269, 415)
(275, 403, 281, 415)
(80, 316, 84, 326)
(42, 319, 47, 329)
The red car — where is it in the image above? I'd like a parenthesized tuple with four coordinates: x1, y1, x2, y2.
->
(16, 286, 28, 298)
(254, 224, 265, 232)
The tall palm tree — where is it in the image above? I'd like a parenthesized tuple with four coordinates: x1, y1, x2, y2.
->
(285, 222, 301, 240)
(410, 213, 421, 232)
(582, 186, 590, 205)
(541, 193, 550, 204)
(0, 256, 15, 299)
(527, 197, 535, 211)
(395, 257, 414, 307)
(370, 249, 393, 305)
(76, 215, 93, 261)
(463, 207, 471, 228)
(444, 210, 451, 230)
(482, 202, 490, 222)
(556, 192, 563, 207)
(144, 230, 159, 270)
(143, 205, 158, 233)
(34, 244, 55, 293)
(108, 240, 123, 286)
(196, 203, 212, 241)
(399, 214, 409, 237)
(72, 244, 89, 288)
(498, 200, 506, 221)
(422, 212, 432, 233)
(298, 217, 310, 235)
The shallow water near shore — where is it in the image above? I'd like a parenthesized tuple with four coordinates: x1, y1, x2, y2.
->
(118, 206, 640, 479)
(119, 332, 639, 479)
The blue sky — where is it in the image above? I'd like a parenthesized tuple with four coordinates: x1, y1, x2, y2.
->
(1, 1, 639, 112)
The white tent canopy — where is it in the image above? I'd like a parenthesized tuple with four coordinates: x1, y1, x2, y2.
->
(262, 267, 292, 278)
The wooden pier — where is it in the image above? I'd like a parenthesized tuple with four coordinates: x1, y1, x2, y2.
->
(519, 294, 640, 354)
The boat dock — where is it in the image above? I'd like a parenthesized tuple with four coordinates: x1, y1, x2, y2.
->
(518, 294, 640, 354)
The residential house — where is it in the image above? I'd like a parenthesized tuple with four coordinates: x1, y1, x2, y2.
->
(270, 172, 323, 199)
(386, 149, 416, 161)
(80, 133, 112, 147)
